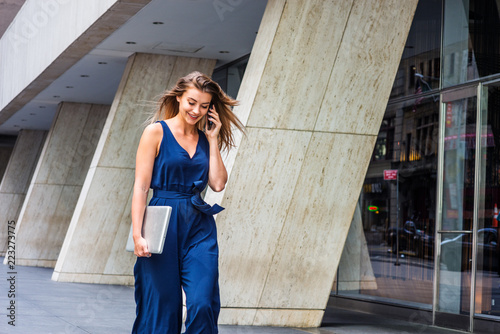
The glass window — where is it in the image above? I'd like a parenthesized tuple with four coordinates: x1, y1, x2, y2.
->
(390, 0, 441, 99)
(438, 90, 477, 317)
(337, 94, 439, 307)
(476, 81, 500, 317)
(443, 0, 500, 88)
(212, 56, 249, 99)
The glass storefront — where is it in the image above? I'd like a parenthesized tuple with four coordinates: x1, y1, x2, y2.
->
(336, 0, 500, 331)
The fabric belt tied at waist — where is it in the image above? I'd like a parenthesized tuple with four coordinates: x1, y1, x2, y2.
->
(153, 181, 224, 216)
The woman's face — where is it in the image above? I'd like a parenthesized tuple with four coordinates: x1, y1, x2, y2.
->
(176, 87, 212, 126)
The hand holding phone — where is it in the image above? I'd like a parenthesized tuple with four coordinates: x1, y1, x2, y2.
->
(207, 101, 214, 130)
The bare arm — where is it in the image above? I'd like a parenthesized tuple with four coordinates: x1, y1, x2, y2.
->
(131, 123, 162, 257)
(205, 107, 227, 192)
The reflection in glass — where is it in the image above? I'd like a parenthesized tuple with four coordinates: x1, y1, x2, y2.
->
(438, 94, 476, 316)
(337, 95, 438, 307)
(476, 82, 500, 316)
(439, 232, 472, 314)
(212, 56, 249, 99)
(441, 96, 477, 232)
(390, 0, 441, 99)
(443, 0, 500, 87)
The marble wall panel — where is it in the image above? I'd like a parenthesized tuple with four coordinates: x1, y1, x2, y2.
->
(257, 132, 377, 309)
(0, 130, 46, 255)
(0, 193, 24, 255)
(16, 184, 81, 265)
(314, 0, 418, 135)
(217, 127, 311, 307)
(253, 309, 324, 327)
(36, 103, 90, 185)
(12, 103, 109, 267)
(203, 0, 286, 207)
(247, 0, 354, 131)
(54, 167, 135, 274)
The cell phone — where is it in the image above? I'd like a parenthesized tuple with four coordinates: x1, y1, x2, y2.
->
(207, 101, 214, 130)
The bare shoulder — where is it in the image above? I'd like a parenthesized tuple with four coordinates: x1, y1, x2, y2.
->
(142, 122, 163, 138)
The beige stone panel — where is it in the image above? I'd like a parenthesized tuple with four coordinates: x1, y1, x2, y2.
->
(337, 203, 377, 291)
(17, 259, 56, 268)
(247, 0, 354, 131)
(258, 132, 376, 309)
(52, 272, 134, 286)
(34, 103, 109, 185)
(253, 308, 324, 327)
(95, 54, 217, 170)
(0, 130, 46, 194)
(15, 184, 81, 264)
(218, 308, 257, 326)
(217, 128, 311, 307)
(103, 182, 136, 276)
(315, 0, 418, 135)
(54, 167, 135, 275)
(203, 0, 286, 207)
(66, 104, 110, 183)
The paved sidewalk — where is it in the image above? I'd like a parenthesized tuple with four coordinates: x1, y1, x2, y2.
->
(0, 260, 465, 334)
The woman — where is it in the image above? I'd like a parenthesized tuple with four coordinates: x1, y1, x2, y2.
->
(131, 71, 244, 333)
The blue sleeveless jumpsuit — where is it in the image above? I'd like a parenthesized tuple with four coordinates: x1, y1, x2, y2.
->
(132, 121, 223, 334)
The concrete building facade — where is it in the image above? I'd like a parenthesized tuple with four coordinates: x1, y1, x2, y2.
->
(1, 0, 499, 332)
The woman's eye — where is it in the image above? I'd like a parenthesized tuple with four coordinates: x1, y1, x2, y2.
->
(188, 102, 195, 106)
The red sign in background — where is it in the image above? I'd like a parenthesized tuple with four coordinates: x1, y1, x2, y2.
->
(384, 169, 398, 180)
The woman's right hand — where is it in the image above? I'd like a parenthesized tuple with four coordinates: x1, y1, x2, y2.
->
(134, 237, 151, 257)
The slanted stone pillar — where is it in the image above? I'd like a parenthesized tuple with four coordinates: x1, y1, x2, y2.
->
(205, 0, 418, 327)
(52, 53, 216, 284)
(0, 130, 46, 256)
(337, 203, 377, 291)
(13, 103, 109, 267)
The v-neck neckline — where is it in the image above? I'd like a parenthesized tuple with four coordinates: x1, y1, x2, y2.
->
(164, 121, 199, 160)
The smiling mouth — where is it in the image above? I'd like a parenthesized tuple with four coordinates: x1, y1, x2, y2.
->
(188, 113, 199, 120)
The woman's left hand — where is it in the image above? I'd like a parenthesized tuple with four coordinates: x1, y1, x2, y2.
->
(205, 105, 221, 139)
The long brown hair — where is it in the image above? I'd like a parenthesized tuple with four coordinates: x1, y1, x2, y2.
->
(150, 71, 245, 152)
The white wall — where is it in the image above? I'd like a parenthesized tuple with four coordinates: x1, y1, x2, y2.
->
(0, 0, 117, 112)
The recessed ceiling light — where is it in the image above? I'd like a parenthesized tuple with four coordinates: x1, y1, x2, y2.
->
(80, 75, 89, 78)
(126, 41, 136, 45)
(30, 113, 37, 115)
(21, 119, 27, 122)
(66, 86, 74, 89)
(153, 21, 164, 25)
(53, 95, 60, 98)
(39, 106, 46, 108)
(13, 125, 20, 128)
(219, 51, 230, 54)
(98, 61, 107, 65)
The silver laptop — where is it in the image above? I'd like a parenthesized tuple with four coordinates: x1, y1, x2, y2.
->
(126, 206, 172, 254)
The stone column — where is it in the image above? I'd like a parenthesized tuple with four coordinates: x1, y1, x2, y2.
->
(52, 53, 216, 284)
(0, 130, 46, 256)
(13, 103, 109, 267)
(207, 0, 418, 327)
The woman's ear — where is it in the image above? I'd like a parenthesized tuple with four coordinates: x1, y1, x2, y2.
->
(176, 95, 181, 103)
